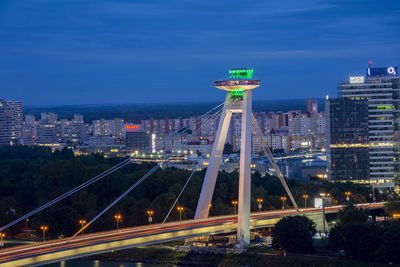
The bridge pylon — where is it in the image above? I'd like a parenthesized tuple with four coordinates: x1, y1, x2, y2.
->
(194, 68, 260, 248)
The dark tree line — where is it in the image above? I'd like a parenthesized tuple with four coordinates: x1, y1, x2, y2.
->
(328, 201, 400, 264)
(0, 146, 372, 239)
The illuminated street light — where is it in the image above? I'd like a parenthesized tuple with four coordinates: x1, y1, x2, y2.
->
(345, 191, 351, 202)
(319, 193, 330, 234)
(231, 200, 238, 215)
(280, 196, 287, 210)
(147, 210, 154, 225)
(373, 182, 380, 202)
(0, 233, 5, 249)
(40, 225, 48, 242)
(114, 214, 122, 229)
(79, 219, 86, 235)
(177, 206, 184, 222)
(302, 194, 309, 208)
(256, 198, 263, 213)
(393, 213, 400, 220)
(208, 203, 212, 216)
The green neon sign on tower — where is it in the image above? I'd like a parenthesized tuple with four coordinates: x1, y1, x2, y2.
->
(229, 68, 254, 79)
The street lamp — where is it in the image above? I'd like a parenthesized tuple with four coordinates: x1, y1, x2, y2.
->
(319, 193, 330, 234)
(177, 206, 184, 222)
(280, 196, 287, 210)
(393, 213, 400, 220)
(114, 214, 122, 229)
(373, 182, 380, 202)
(79, 219, 86, 235)
(231, 200, 238, 215)
(345, 191, 351, 202)
(208, 203, 212, 216)
(147, 210, 154, 225)
(40, 225, 48, 242)
(0, 233, 5, 249)
(302, 194, 309, 208)
(257, 198, 263, 213)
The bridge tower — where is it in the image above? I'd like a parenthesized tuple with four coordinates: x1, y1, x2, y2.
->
(195, 68, 260, 248)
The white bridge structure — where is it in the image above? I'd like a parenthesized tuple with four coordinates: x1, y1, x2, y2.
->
(0, 68, 312, 265)
(195, 69, 297, 248)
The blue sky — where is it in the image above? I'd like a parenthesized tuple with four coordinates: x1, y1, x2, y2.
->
(1, 0, 400, 105)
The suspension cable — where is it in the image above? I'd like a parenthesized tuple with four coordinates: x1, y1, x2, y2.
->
(0, 100, 230, 232)
(69, 101, 232, 240)
(0, 158, 131, 232)
(251, 113, 299, 210)
(69, 164, 161, 240)
(162, 168, 197, 224)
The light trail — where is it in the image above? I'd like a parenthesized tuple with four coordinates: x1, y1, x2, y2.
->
(0, 202, 384, 267)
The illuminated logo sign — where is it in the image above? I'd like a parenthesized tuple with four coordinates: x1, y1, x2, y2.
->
(388, 67, 396, 74)
(125, 125, 139, 130)
(229, 68, 254, 79)
(349, 76, 365, 84)
(377, 105, 393, 110)
(367, 66, 398, 77)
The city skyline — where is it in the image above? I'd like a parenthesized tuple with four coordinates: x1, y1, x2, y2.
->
(2, 1, 400, 265)
(1, 1, 400, 105)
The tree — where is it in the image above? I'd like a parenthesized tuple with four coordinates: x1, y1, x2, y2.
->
(383, 198, 400, 218)
(272, 215, 316, 253)
(373, 221, 400, 263)
(337, 202, 368, 225)
(328, 222, 381, 260)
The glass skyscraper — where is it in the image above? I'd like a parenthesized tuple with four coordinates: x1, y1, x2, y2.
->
(327, 65, 400, 188)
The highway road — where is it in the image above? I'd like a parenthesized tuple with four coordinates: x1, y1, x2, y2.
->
(0, 202, 384, 266)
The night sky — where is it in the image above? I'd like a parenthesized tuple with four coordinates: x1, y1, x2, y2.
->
(1, 0, 400, 105)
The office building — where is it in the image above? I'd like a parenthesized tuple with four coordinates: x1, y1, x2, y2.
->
(125, 125, 152, 152)
(326, 98, 370, 183)
(328, 64, 399, 188)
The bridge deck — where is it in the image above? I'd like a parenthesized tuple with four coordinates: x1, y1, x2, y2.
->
(0, 203, 383, 266)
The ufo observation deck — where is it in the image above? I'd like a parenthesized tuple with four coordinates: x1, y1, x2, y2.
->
(214, 68, 260, 91)
(214, 80, 261, 91)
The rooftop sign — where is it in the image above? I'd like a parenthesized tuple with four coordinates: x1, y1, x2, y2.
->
(349, 76, 365, 84)
(229, 68, 254, 79)
(367, 66, 398, 77)
(125, 125, 140, 131)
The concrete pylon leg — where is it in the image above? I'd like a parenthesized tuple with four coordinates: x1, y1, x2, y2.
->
(237, 90, 252, 248)
(195, 97, 232, 219)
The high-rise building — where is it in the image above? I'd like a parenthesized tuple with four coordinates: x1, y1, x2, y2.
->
(36, 123, 59, 144)
(25, 115, 35, 125)
(61, 120, 87, 143)
(92, 118, 124, 138)
(307, 98, 318, 114)
(328, 64, 399, 188)
(0, 99, 23, 146)
(326, 98, 370, 183)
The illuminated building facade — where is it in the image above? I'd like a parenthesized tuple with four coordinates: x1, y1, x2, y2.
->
(0, 99, 23, 146)
(125, 125, 152, 152)
(307, 98, 318, 114)
(326, 98, 370, 182)
(328, 64, 400, 187)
